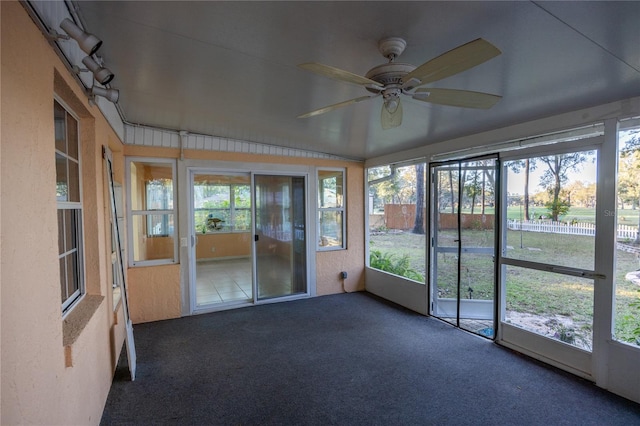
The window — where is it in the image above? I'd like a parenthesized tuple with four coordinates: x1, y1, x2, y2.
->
(614, 118, 640, 347)
(317, 169, 345, 250)
(127, 159, 177, 265)
(367, 162, 426, 283)
(193, 175, 251, 233)
(55, 100, 84, 314)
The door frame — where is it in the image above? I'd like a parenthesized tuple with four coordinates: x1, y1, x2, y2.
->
(496, 136, 604, 379)
(180, 160, 316, 316)
(429, 154, 500, 339)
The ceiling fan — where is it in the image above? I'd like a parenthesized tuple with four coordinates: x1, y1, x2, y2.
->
(297, 37, 502, 130)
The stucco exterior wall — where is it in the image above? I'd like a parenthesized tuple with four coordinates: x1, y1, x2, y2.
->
(127, 264, 182, 323)
(1, 2, 126, 424)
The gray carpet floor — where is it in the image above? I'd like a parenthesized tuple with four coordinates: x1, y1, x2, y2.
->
(101, 292, 640, 425)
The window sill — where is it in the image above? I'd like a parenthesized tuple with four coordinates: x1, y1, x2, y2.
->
(63, 294, 104, 367)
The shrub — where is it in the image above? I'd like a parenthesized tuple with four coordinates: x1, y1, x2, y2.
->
(369, 249, 424, 282)
(617, 289, 640, 346)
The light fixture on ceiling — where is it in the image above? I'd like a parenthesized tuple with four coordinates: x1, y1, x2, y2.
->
(90, 86, 119, 103)
(381, 89, 402, 130)
(81, 56, 114, 85)
(57, 18, 103, 56)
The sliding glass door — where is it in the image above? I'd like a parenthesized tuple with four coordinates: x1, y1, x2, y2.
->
(254, 174, 307, 300)
(430, 157, 498, 338)
(189, 171, 308, 311)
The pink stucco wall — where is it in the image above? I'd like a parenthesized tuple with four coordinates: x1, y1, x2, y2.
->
(1, 2, 126, 423)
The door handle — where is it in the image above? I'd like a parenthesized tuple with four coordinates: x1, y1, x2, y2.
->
(254, 234, 259, 242)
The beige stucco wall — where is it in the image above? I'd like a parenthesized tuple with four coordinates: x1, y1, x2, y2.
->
(127, 264, 182, 323)
(123, 145, 366, 321)
(1, 2, 126, 424)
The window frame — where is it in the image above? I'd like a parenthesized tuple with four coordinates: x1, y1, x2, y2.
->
(55, 98, 85, 316)
(126, 157, 178, 266)
(317, 168, 346, 251)
(365, 160, 428, 283)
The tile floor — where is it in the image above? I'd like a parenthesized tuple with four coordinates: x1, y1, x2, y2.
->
(195, 256, 299, 307)
(196, 258, 253, 306)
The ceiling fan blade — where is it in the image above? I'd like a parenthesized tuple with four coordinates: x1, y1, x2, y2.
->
(297, 95, 377, 119)
(413, 88, 502, 109)
(403, 38, 501, 86)
(298, 62, 383, 89)
(381, 97, 403, 130)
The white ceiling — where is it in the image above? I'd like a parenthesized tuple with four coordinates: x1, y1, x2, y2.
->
(77, 1, 640, 160)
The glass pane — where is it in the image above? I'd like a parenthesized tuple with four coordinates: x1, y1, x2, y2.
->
(368, 163, 427, 283)
(67, 160, 80, 202)
(59, 257, 66, 303)
(57, 210, 65, 254)
(233, 209, 251, 232)
(146, 179, 173, 210)
(614, 122, 640, 346)
(54, 101, 66, 153)
(195, 234, 253, 307)
(255, 175, 306, 300)
(66, 114, 78, 160)
(64, 210, 75, 252)
(132, 214, 175, 262)
(318, 170, 343, 208)
(66, 251, 79, 298)
(318, 210, 342, 248)
(130, 161, 174, 210)
(505, 265, 594, 351)
(504, 150, 597, 270)
(194, 175, 251, 233)
(368, 165, 391, 183)
(234, 185, 251, 208)
(56, 153, 68, 201)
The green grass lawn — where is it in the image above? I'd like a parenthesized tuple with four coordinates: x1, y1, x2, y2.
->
(369, 229, 640, 345)
(457, 206, 640, 226)
(504, 205, 640, 226)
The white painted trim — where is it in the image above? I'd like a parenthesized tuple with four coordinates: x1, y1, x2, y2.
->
(499, 323, 593, 380)
(124, 124, 357, 162)
(365, 267, 428, 315)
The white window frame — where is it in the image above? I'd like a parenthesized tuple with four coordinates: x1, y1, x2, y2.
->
(126, 157, 178, 266)
(55, 97, 85, 316)
(317, 167, 346, 251)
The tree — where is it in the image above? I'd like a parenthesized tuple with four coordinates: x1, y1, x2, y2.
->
(508, 159, 536, 220)
(539, 152, 592, 221)
(619, 135, 640, 243)
(563, 181, 596, 208)
(412, 163, 425, 234)
(465, 169, 482, 214)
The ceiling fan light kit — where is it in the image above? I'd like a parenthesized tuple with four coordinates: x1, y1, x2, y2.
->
(298, 37, 502, 129)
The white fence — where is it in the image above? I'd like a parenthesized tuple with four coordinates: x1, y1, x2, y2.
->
(507, 219, 638, 240)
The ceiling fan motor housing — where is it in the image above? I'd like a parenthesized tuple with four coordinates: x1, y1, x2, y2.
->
(365, 62, 416, 93)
